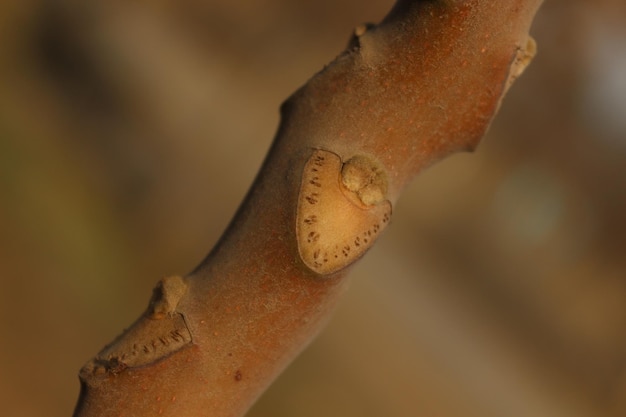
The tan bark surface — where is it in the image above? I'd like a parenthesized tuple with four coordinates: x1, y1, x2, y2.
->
(72, 1, 543, 416)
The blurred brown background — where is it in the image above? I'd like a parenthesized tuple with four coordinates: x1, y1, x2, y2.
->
(1, 0, 625, 416)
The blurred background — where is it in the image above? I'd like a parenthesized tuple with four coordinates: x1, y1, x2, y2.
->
(1, 0, 625, 416)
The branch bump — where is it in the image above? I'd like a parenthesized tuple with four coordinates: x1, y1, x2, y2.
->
(296, 149, 392, 275)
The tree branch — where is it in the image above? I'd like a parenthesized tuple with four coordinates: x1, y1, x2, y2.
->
(73, 1, 544, 416)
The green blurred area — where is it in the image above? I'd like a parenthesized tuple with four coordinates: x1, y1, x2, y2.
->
(1, 0, 625, 416)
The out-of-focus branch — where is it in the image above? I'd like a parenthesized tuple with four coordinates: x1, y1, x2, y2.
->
(73, 1, 544, 416)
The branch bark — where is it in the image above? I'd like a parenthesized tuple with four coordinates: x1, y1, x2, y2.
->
(73, 1, 544, 416)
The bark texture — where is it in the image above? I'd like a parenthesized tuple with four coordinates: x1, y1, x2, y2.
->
(74, 1, 544, 416)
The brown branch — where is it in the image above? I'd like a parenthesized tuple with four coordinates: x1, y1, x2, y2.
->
(73, 1, 544, 416)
